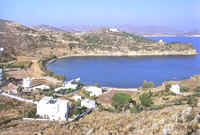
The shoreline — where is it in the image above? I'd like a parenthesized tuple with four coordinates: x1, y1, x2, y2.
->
(57, 52, 198, 59)
(45, 53, 200, 90)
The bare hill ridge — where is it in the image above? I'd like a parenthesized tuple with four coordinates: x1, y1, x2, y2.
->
(0, 19, 197, 62)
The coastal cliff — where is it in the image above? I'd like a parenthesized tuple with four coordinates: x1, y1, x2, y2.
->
(0, 19, 197, 62)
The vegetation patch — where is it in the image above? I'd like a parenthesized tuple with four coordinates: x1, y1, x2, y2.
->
(123, 32, 154, 42)
(139, 92, 153, 107)
(193, 87, 200, 97)
(112, 93, 132, 111)
(83, 35, 103, 44)
(180, 87, 190, 92)
(38, 55, 66, 81)
(7, 61, 32, 69)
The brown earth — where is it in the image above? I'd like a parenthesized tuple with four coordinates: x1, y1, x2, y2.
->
(0, 105, 199, 135)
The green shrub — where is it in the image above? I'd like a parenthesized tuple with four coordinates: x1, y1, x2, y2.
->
(180, 87, 189, 92)
(106, 107, 117, 113)
(0, 104, 7, 112)
(72, 108, 81, 115)
(193, 87, 200, 97)
(17, 86, 23, 93)
(112, 93, 132, 111)
(139, 92, 153, 107)
(97, 104, 105, 111)
(195, 87, 200, 92)
(187, 96, 197, 107)
(174, 99, 184, 105)
(150, 104, 165, 110)
(26, 107, 37, 118)
(130, 104, 143, 113)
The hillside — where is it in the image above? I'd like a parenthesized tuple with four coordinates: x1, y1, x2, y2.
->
(30, 25, 64, 32)
(0, 19, 197, 62)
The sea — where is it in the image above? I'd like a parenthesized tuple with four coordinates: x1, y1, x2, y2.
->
(47, 37, 200, 88)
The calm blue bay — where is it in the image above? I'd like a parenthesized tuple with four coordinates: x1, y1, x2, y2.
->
(47, 37, 200, 88)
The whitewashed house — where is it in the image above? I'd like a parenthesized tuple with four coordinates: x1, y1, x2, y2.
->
(159, 40, 164, 45)
(32, 85, 50, 90)
(109, 28, 119, 32)
(85, 86, 103, 97)
(37, 96, 69, 121)
(69, 77, 80, 83)
(0, 48, 4, 52)
(81, 99, 96, 108)
(55, 82, 78, 92)
(23, 78, 32, 88)
(63, 82, 78, 89)
(73, 95, 82, 101)
(170, 84, 181, 94)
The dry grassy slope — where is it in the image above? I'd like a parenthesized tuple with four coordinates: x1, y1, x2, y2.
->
(0, 95, 34, 129)
(0, 19, 197, 62)
(0, 105, 199, 135)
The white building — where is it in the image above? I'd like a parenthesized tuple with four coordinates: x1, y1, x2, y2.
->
(170, 84, 181, 94)
(0, 48, 4, 52)
(81, 99, 96, 108)
(85, 86, 103, 97)
(69, 77, 80, 83)
(159, 40, 164, 45)
(37, 96, 69, 121)
(73, 95, 82, 101)
(23, 78, 32, 88)
(63, 82, 78, 89)
(109, 28, 119, 32)
(55, 82, 78, 92)
(32, 85, 50, 90)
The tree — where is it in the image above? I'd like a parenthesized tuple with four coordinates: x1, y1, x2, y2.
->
(17, 86, 23, 93)
(148, 81, 155, 88)
(142, 80, 148, 88)
(142, 80, 155, 89)
(139, 92, 153, 107)
(112, 93, 132, 111)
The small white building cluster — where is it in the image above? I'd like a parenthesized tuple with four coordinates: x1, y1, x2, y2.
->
(22, 77, 50, 91)
(81, 99, 96, 108)
(37, 96, 69, 121)
(85, 86, 103, 97)
(159, 40, 164, 45)
(108, 28, 119, 32)
(170, 84, 181, 94)
(55, 81, 78, 92)
(32, 85, 50, 90)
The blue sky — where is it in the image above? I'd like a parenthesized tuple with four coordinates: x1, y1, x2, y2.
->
(1, 0, 200, 30)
